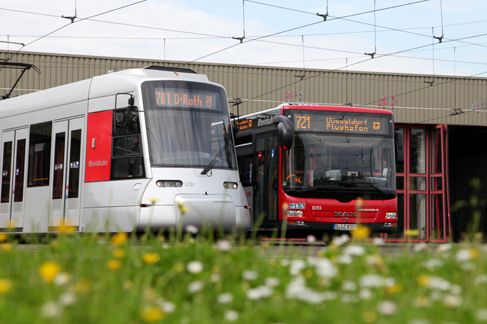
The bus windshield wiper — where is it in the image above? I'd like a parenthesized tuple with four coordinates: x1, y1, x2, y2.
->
(201, 145, 227, 175)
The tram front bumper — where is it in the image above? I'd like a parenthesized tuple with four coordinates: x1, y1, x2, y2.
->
(138, 194, 250, 231)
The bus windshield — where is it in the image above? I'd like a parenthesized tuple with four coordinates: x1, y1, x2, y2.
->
(142, 81, 236, 170)
(283, 133, 396, 199)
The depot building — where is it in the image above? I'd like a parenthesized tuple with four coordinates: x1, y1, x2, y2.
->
(2, 50, 487, 242)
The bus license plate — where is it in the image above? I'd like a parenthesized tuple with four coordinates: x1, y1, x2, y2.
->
(333, 224, 358, 231)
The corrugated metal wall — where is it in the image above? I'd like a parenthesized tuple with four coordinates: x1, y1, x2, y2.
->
(2, 50, 487, 126)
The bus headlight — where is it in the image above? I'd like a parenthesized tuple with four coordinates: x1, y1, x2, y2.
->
(287, 210, 303, 217)
(156, 180, 183, 187)
(385, 212, 397, 219)
(223, 181, 239, 189)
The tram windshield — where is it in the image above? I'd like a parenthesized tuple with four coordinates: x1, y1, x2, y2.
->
(142, 81, 236, 170)
(283, 132, 396, 199)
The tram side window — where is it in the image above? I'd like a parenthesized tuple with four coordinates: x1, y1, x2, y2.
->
(237, 154, 253, 186)
(28, 122, 52, 187)
(1, 142, 12, 203)
(111, 108, 145, 180)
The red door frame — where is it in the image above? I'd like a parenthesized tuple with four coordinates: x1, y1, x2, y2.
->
(387, 124, 450, 243)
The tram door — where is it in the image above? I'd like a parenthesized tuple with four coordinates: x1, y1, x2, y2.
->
(49, 118, 84, 230)
(0, 128, 28, 230)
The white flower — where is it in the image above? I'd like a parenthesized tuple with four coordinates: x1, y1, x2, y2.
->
(307, 257, 337, 279)
(217, 293, 233, 304)
(289, 260, 306, 276)
(342, 280, 357, 291)
(423, 259, 444, 270)
(242, 270, 258, 281)
(188, 281, 204, 293)
(343, 245, 365, 257)
(210, 273, 221, 283)
(187, 261, 203, 274)
(443, 294, 462, 307)
(246, 286, 272, 300)
(455, 249, 473, 262)
(41, 302, 62, 318)
(360, 274, 386, 288)
(437, 244, 451, 253)
(59, 292, 76, 306)
(475, 308, 487, 322)
(156, 299, 175, 313)
(185, 225, 199, 234)
(426, 276, 451, 291)
(377, 300, 397, 315)
(475, 275, 487, 284)
(265, 277, 280, 287)
(331, 234, 349, 246)
(225, 310, 239, 322)
(54, 272, 71, 286)
(450, 285, 462, 295)
(306, 235, 316, 243)
(359, 289, 372, 300)
(413, 243, 427, 252)
(215, 240, 232, 251)
(341, 294, 358, 303)
(372, 237, 385, 246)
(337, 254, 353, 264)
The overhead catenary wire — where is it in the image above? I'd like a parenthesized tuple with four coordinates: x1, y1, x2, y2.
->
(191, 0, 429, 62)
(3, 0, 149, 64)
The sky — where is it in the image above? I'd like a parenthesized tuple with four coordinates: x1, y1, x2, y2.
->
(1, 0, 487, 76)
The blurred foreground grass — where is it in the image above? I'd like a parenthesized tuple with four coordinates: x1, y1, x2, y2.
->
(0, 232, 487, 324)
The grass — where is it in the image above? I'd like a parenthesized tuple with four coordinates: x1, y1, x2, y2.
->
(0, 232, 487, 323)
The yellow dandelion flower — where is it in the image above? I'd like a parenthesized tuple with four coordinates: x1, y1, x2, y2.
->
(113, 248, 126, 259)
(143, 252, 160, 265)
(304, 269, 314, 279)
(38, 261, 61, 283)
(469, 248, 480, 259)
(140, 306, 165, 322)
(0, 233, 7, 243)
(417, 274, 430, 287)
(405, 229, 419, 237)
(0, 278, 12, 295)
(73, 279, 92, 294)
(386, 283, 403, 295)
(176, 199, 189, 215)
(362, 310, 377, 324)
(107, 259, 122, 271)
(351, 225, 370, 241)
(0, 243, 12, 252)
(111, 232, 128, 246)
(57, 220, 76, 234)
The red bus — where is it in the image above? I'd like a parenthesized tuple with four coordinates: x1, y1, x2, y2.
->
(234, 103, 401, 235)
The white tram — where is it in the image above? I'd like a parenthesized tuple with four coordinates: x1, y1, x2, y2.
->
(0, 66, 251, 233)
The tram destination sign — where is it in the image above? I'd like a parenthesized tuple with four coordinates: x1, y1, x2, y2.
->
(292, 111, 392, 135)
(154, 87, 218, 109)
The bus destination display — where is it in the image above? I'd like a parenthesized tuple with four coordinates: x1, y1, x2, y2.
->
(154, 88, 218, 109)
(293, 111, 391, 135)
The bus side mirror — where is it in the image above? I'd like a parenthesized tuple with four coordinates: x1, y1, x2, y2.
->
(394, 130, 404, 164)
(272, 115, 294, 150)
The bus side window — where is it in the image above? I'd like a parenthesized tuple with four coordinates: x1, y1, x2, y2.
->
(111, 107, 145, 180)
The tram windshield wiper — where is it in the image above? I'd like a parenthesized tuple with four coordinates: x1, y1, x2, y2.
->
(201, 144, 228, 175)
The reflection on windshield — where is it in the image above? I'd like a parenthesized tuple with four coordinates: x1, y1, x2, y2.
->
(283, 133, 395, 197)
(142, 81, 236, 169)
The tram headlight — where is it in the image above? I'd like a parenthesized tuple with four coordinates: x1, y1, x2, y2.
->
(156, 180, 183, 187)
(223, 181, 239, 189)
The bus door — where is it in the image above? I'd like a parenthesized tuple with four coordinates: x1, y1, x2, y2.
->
(0, 128, 28, 230)
(253, 132, 279, 226)
(49, 117, 84, 230)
